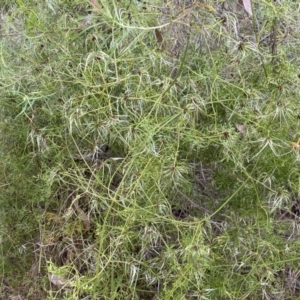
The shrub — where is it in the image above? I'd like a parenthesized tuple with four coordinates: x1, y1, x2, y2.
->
(1, 0, 300, 299)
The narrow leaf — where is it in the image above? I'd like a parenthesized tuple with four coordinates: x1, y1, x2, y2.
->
(73, 198, 91, 230)
(238, 0, 252, 16)
(155, 29, 166, 51)
(155, 29, 163, 44)
(235, 124, 246, 135)
(48, 273, 71, 288)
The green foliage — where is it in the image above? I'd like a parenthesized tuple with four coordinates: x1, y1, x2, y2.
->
(1, 0, 300, 299)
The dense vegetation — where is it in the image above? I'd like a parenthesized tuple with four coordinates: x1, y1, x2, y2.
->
(1, 0, 300, 299)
